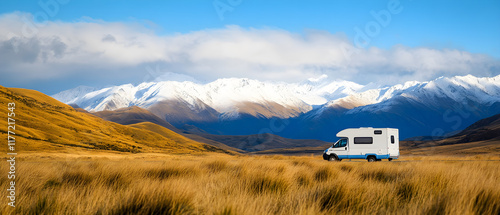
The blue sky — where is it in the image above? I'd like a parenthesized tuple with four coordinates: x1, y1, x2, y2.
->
(0, 0, 499, 94)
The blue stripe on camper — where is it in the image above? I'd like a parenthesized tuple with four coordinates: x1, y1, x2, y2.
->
(337, 154, 391, 159)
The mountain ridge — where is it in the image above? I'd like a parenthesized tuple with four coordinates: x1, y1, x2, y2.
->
(52, 74, 500, 140)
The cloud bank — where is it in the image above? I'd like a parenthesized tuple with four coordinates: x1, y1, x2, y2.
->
(0, 12, 498, 93)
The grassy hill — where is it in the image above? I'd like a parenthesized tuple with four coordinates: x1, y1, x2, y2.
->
(93, 106, 180, 132)
(448, 113, 500, 143)
(93, 106, 245, 153)
(0, 85, 230, 154)
(129, 122, 235, 153)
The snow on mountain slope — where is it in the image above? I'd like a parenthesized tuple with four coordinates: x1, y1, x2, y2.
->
(321, 80, 426, 111)
(52, 86, 97, 104)
(52, 77, 365, 118)
(52, 74, 500, 123)
(321, 74, 500, 113)
(421, 75, 500, 104)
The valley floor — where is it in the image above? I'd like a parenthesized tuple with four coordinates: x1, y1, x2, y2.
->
(1, 153, 499, 215)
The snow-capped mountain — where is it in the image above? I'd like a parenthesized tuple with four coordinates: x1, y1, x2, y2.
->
(53, 74, 500, 140)
(296, 74, 500, 140)
(52, 85, 97, 106)
(52, 77, 365, 119)
(315, 75, 500, 114)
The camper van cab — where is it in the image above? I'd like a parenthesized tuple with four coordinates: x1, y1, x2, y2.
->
(323, 127, 399, 162)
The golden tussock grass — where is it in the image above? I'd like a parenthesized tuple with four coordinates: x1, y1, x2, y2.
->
(1, 154, 499, 214)
(0, 86, 232, 155)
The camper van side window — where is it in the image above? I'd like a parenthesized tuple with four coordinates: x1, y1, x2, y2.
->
(391, 135, 395, 144)
(354, 137, 373, 144)
(374, 130, 382, 135)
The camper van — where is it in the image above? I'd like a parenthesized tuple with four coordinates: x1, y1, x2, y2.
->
(323, 127, 399, 162)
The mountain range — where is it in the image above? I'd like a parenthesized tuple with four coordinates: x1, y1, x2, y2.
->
(1, 83, 498, 155)
(53, 74, 500, 141)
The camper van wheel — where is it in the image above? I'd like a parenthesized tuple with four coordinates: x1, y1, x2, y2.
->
(367, 156, 376, 162)
(328, 155, 341, 162)
(388, 158, 393, 161)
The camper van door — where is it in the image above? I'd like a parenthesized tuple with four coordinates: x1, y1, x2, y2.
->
(333, 138, 348, 158)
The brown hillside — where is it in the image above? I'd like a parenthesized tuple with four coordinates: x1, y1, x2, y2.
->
(450, 113, 500, 143)
(129, 122, 235, 154)
(93, 106, 244, 153)
(0, 86, 227, 154)
(148, 99, 219, 125)
(234, 101, 307, 118)
(93, 106, 180, 132)
(69, 103, 90, 113)
(401, 113, 500, 156)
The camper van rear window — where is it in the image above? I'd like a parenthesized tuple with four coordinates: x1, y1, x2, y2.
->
(354, 137, 373, 144)
(391, 135, 395, 144)
(374, 130, 382, 135)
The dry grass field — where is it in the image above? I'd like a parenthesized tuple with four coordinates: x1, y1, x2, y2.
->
(1, 154, 499, 215)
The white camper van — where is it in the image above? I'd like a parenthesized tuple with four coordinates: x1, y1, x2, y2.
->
(323, 127, 399, 162)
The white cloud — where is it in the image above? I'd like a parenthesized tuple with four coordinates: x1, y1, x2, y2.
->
(308, 74, 329, 82)
(0, 11, 498, 91)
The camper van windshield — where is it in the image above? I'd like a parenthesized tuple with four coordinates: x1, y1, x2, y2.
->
(334, 138, 347, 148)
